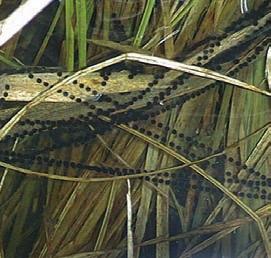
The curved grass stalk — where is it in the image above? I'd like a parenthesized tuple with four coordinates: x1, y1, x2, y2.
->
(0, 52, 270, 151)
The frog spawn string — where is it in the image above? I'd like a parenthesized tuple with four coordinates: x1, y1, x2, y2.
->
(0, 3, 270, 199)
(0, 138, 270, 201)
(0, 75, 270, 198)
(1, 31, 269, 149)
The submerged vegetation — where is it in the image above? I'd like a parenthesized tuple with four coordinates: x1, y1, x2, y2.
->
(0, 0, 270, 257)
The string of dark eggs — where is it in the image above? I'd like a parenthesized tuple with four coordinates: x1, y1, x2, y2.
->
(172, 161, 271, 201)
(0, 5, 270, 193)
(0, 33, 270, 181)
(0, 150, 148, 178)
(0, 80, 216, 160)
(0, 78, 270, 198)
(110, 39, 271, 154)
(41, 31, 271, 144)
(0, 80, 268, 194)
(106, 41, 271, 112)
(101, 27, 271, 117)
(0, 113, 270, 200)
(53, 3, 271, 112)
(50, 29, 271, 198)
(0, 140, 270, 200)
(176, 0, 271, 64)
(0, 34, 268, 177)
(0, 0, 270, 103)
(1, 31, 269, 133)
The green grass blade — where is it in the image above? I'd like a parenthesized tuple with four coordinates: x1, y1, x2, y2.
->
(133, 0, 155, 47)
(102, 0, 111, 41)
(65, 0, 75, 71)
(0, 51, 23, 68)
(76, 0, 87, 69)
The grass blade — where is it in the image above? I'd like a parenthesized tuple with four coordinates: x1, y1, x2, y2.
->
(65, 0, 75, 71)
(76, 0, 87, 68)
(133, 0, 155, 47)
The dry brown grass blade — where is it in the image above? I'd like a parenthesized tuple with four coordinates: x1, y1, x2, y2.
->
(160, 0, 174, 58)
(156, 159, 170, 258)
(58, 204, 271, 257)
(179, 227, 239, 258)
(94, 181, 117, 251)
(134, 145, 157, 258)
(91, 128, 134, 257)
(89, 39, 152, 55)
